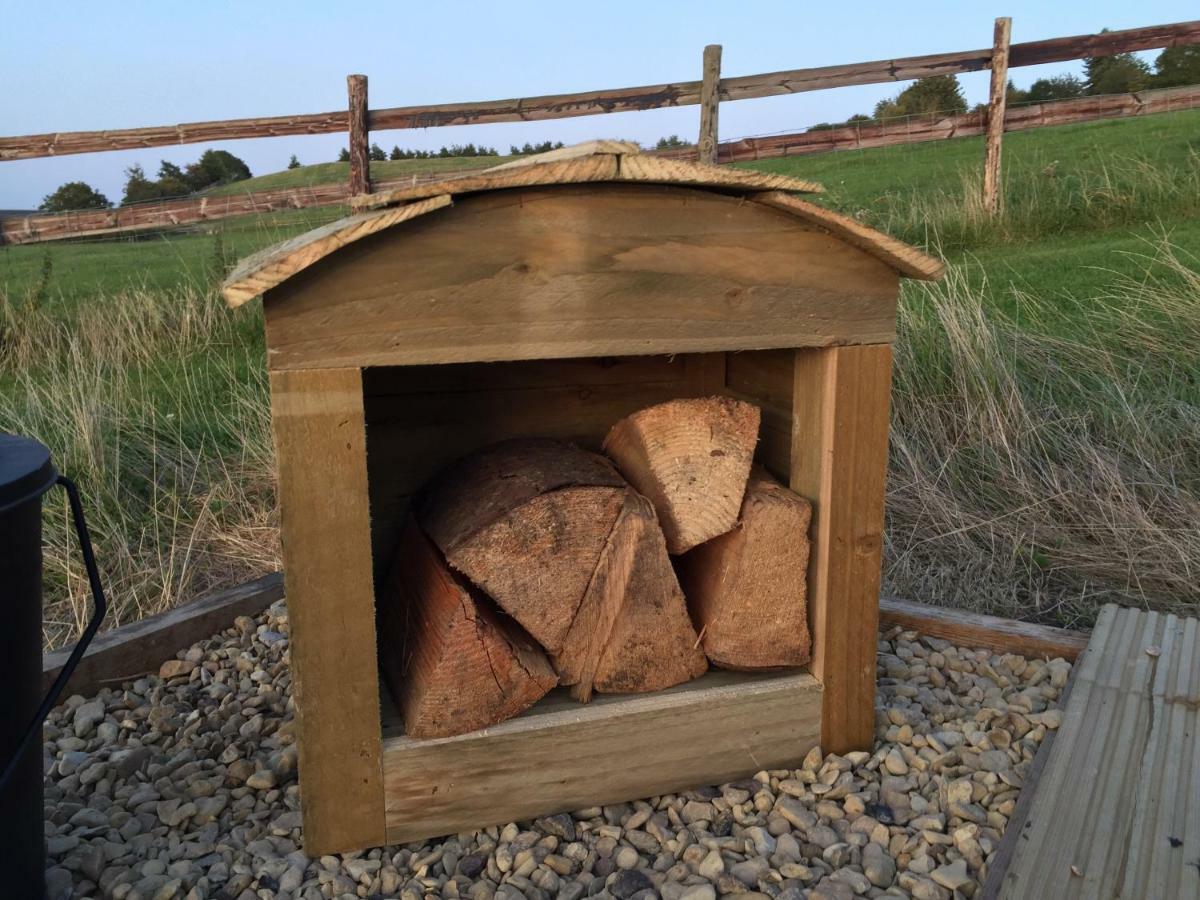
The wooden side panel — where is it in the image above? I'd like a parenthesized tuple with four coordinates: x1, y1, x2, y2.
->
(790, 345, 892, 754)
(364, 354, 724, 581)
(381, 670, 822, 843)
(269, 367, 385, 853)
(263, 184, 899, 370)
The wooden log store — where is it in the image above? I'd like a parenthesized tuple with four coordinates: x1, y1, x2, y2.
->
(222, 142, 944, 855)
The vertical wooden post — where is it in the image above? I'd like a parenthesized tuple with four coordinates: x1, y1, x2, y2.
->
(269, 366, 385, 854)
(790, 344, 893, 755)
(983, 17, 1012, 216)
(698, 44, 722, 165)
(347, 74, 370, 197)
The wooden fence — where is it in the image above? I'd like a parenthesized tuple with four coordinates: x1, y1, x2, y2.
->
(1, 17, 1197, 244)
(5, 82, 1197, 247)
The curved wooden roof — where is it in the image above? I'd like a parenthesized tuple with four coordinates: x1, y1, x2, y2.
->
(223, 141, 943, 308)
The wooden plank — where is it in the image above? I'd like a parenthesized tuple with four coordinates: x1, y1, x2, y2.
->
(753, 192, 944, 281)
(268, 367, 385, 854)
(4, 21, 1195, 161)
(260, 184, 900, 369)
(347, 74, 370, 198)
(41, 572, 283, 697)
(879, 596, 1089, 661)
(791, 345, 892, 755)
(381, 669, 822, 843)
(223, 194, 452, 306)
(698, 44, 722, 165)
(983, 18, 1012, 215)
(351, 151, 820, 213)
(980, 661, 1079, 899)
(990, 606, 1168, 899)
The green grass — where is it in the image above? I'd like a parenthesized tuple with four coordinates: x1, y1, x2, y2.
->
(3, 108, 1199, 642)
(203, 155, 501, 196)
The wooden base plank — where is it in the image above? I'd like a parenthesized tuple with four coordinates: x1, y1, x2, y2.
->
(381, 669, 821, 844)
(879, 596, 1089, 661)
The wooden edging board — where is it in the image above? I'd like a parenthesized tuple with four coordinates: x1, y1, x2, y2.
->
(42, 575, 1089, 699)
(41, 572, 284, 697)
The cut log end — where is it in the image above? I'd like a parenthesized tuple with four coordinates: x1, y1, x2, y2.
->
(556, 490, 708, 700)
(678, 474, 812, 670)
(602, 396, 760, 554)
(379, 521, 557, 739)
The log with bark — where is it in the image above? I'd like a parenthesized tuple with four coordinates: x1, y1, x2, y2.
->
(676, 473, 813, 670)
(602, 397, 760, 554)
(378, 520, 558, 738)
(416, 438, 707, 703)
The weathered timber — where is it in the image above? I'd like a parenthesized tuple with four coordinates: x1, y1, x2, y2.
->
(41, 572, 283, 697)
(677, 473, 813, 670)
(378, 521, 557, 738)
(603, 397, 760, 554)
(698, 44, 722, 164)
(380, 669, 821, 844)
(792, 345, 892, 755)
(416, 439, 627, 653)
(268, 366, 385, 854)
(3, 21, 1194, 161)
(878, 596, 1090, 661)
(347, 74, 370, 197)
(252, 185, 903, 369)
(982, 18, 1012, 215)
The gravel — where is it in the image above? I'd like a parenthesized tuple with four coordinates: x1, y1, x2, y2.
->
(43, 603, 1068, 899)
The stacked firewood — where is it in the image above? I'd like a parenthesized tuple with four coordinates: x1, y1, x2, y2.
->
(379, 397, 814, 738)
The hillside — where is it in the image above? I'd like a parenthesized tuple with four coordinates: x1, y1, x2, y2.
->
(202, 154, 502, 197)
(2, 108, 1198, 641)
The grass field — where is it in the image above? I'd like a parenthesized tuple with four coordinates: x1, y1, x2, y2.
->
(2, 110, 1198, 646)
(202, 154, 501, 196)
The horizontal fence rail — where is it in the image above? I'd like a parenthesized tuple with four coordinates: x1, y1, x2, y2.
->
(1, 20, 1196, 162)
(5, 83, 1197, 246)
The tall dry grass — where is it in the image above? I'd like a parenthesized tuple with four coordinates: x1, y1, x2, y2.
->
(3, 236, 1197, 644)
(885, 243, 1200, 627)
(0, 288, 279, 650)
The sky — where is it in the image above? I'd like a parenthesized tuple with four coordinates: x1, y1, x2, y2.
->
(1, 0, 1192, 209)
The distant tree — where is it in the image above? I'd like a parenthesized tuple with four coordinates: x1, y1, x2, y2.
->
(389, 145, 403, 161)
(1084, 36, 1151, 95)
(1152, 46, 1200, 88)
(337, 148, 350, 162)
(39, 181, 111, 212)
(1005, 79, 1029, 105)
(809, 113, 872, 132)
(369, 143, 387, 162)
(287, 155, 301, 169)
(153, 161, 190, 197)
(121, 165, 163, 205)
(1024, 75, 1086, 103)
(655, 135, 694, 150)
(183, 149, 251, 191)
(874, 75, 967, 120)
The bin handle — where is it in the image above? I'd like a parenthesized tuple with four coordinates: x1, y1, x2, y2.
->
(0, 475, 107, 794)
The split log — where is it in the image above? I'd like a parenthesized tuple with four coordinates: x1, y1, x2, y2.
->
(677, 474, 812, 670)
(416, 438, 628, 653)
(555, 491, 708, 700)
(602, 397, 760, 554)
(378, 521, 557, 738)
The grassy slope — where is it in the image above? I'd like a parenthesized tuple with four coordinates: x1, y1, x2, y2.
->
(3, 110, 1198, 639)
(203, 155, 500, 196)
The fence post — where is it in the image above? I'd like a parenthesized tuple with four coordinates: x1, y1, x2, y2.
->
(699, 45, 722, 165)
(347, 74, 370, 197)
(982, 17, 1012, 215)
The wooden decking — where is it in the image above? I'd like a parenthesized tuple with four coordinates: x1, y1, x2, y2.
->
(989, 604, 1200, 899)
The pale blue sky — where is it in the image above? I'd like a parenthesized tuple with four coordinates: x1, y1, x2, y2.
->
(1, 1, 1191, 208)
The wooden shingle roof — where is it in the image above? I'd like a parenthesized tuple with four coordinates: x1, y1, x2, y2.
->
(223, 141, 943, 307)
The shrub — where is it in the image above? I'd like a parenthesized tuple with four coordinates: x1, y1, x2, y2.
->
(874, 75, 967, 120)
(39, 181, 111, 212)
